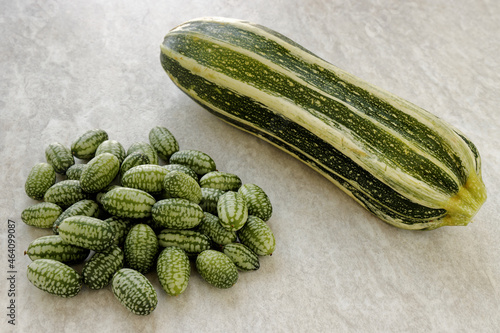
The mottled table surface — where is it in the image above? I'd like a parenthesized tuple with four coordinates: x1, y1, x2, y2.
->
(1, 1, 499, 332)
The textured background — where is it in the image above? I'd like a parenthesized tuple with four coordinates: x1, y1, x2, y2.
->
(1, 0, 499, 332)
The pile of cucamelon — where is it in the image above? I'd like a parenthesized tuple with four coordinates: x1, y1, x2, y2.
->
(22, 127, 276, 315)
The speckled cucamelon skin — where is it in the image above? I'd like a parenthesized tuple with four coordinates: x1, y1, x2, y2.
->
(127, 141, 159, 165)
(26, 235, 90, 264)
(111, 268, 158, 315)
(196, 250, 238, 289)
(25, 162, 56, 200)
(238, 215, 276, 256)
(57, 216, 114, 252)
(157, 229, 211, 255)
(124, 224, 159, 274)
(238, 183, 273, 221)
(27, 259, 82, 298)
(120, 152, 150, 177)
(223, 243, 260, 271)
(197, 212, 237, 246)
(169, 149, 216, 176)
(104, 216, 133, 246)
(65, 164, 88, 180)
(82, 245, 124, 289)
(100, 187, 156, 219)
(121, 164, 169, 194)
(200, 171, 242, 191)
(95, 139, 126, 163)
(163, 164, 198, 181)
(149, 126, 179, 161)
(45, 142, 74, 175)
(162, 171, 202, 203)
(43, 180, 90, 208)
(80, 153, 120, 193)
(199, 187, 226, 215)
(217, 191, 248, 231)
(71, 129, 108, 160)
(52, 199, 100, 234)
(156, 246, 190, 296)
(21, 202, 62, 229)
(152, 198, 204, 229)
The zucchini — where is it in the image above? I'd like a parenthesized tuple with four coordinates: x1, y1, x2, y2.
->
(160, 17, 487, 230)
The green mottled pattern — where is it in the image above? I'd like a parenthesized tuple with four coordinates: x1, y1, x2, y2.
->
(71, 129, 108, 160)
(120, 152, 150, 177)
(21, 202, 62, 229)
(152, 198, 204, 229)
(65, 164, 88, 180)
(45, 142, 74, 175)
(163, 164, 198, 181)
(200, 171, 242, 191)
(111, 268, 158, 316)
(199, 187, 226, 215)
(217, 191, 248, 231)
(26, 235, 90, 263)
(149, 126, 179, 160)
(52, 199, 100, 234)
(124, 224, 159, 274)
(95, 139, 126, 163)
(157, 229, 211, 254)
(223, 243, 260, 271)
(197, 212, 237, 246)
(83, 245, 124, 289)
(100, 187, 156, 219)
(25, 162, 56, 200)
(27, 259, 82, 298)
(238, 184, 273, 221)
(80, 153, 120, 193)
(156, 246, 190, 296)
(43, 180, 89, 208)
(196, 250, 238, 289)
(104, 216, 133, 246)
(127, 141, 159, 165)
(58, 216, 114, 252)
(162, 170, 202, 203)
(238, 215, 276, 256)
(121, 164, 169, 194)
(169, 149, 216, 176)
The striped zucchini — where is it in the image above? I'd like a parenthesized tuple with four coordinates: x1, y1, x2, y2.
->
(82, 245, 124, 289)
(160, 17, 487, 230)
(169, 149, 216, 176)
(26, 235, 90, 264)
(121, 164, 169, 194)
(223, 243, 260, 271)
(100, 187, 156, 219)
(52, 199, 100, 234)
(196, 250, 238, 289)
(80, 153, 120, 193)
(162, 170, 202, 203)
(217, 191, 248, 231)
(71, 129, 108, 160)
(95, 139, 126, 163)
(199, 171, 242, 191)
(21, 202, 62, 229)
(57, 216, 115, 252)
(127, 141, 159, 165)
(156, 246, 190, 296)
(45, 142, 74, 175)
(124, 224, 159, 274)
(149, 126, 179, 160)
(27, 259, 82, 298)
(157, 229, 211, 255)
(238, 215, 276, 256)
(25, 162, 56, 200)
(43, 180, 90, 208)
(238, 183, 273, 222)
(152, 198, 204, 229)
(111, 268, 158, 315)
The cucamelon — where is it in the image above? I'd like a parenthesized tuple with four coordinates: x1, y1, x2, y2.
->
(199, 187, 226, 215)
(169, 149, 216, 176)
(127, 141, 159, 165)
(121, 164, 168, 194)
(104, 216, 133, 246)
(152, 198, 204, 229)
(163, 163, 198, 181)
(21, 202, 62, 229)
(124, 224, 159, 274)
(65, 164, 87, 180)
(100, 187, 156, 219)
(80, 153, 120, 193)
(71, 129, 108, 160)
(156, 246, 190, 296)
(217, 191, 248, 231)
(223, 242, 260, 271)
(238, 215, 276, 256)
(26, 235, 90, 264)
(200, 171, 242, 191)
(27, 259, 82, 298)
(45, 142, 74, 175)
(57, 215, 114, 252)
(43, 180, 89, 208)
(196, 212, 237, 246)
(52, 199, 100, 234)
(196, 250, 238, 289)
(82, 245, 124, 289)
(162, 170, 202, 203)
(25, 162, 56, 200)
(160, 17, 487, 230)
(238, 183, 273, 221)
(149, 126, 179, 160)
(95, 139, 126, 163)
(157, 229, 211, 255)
(120, 152, 150, 177)
(111, 268, 158, 315)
